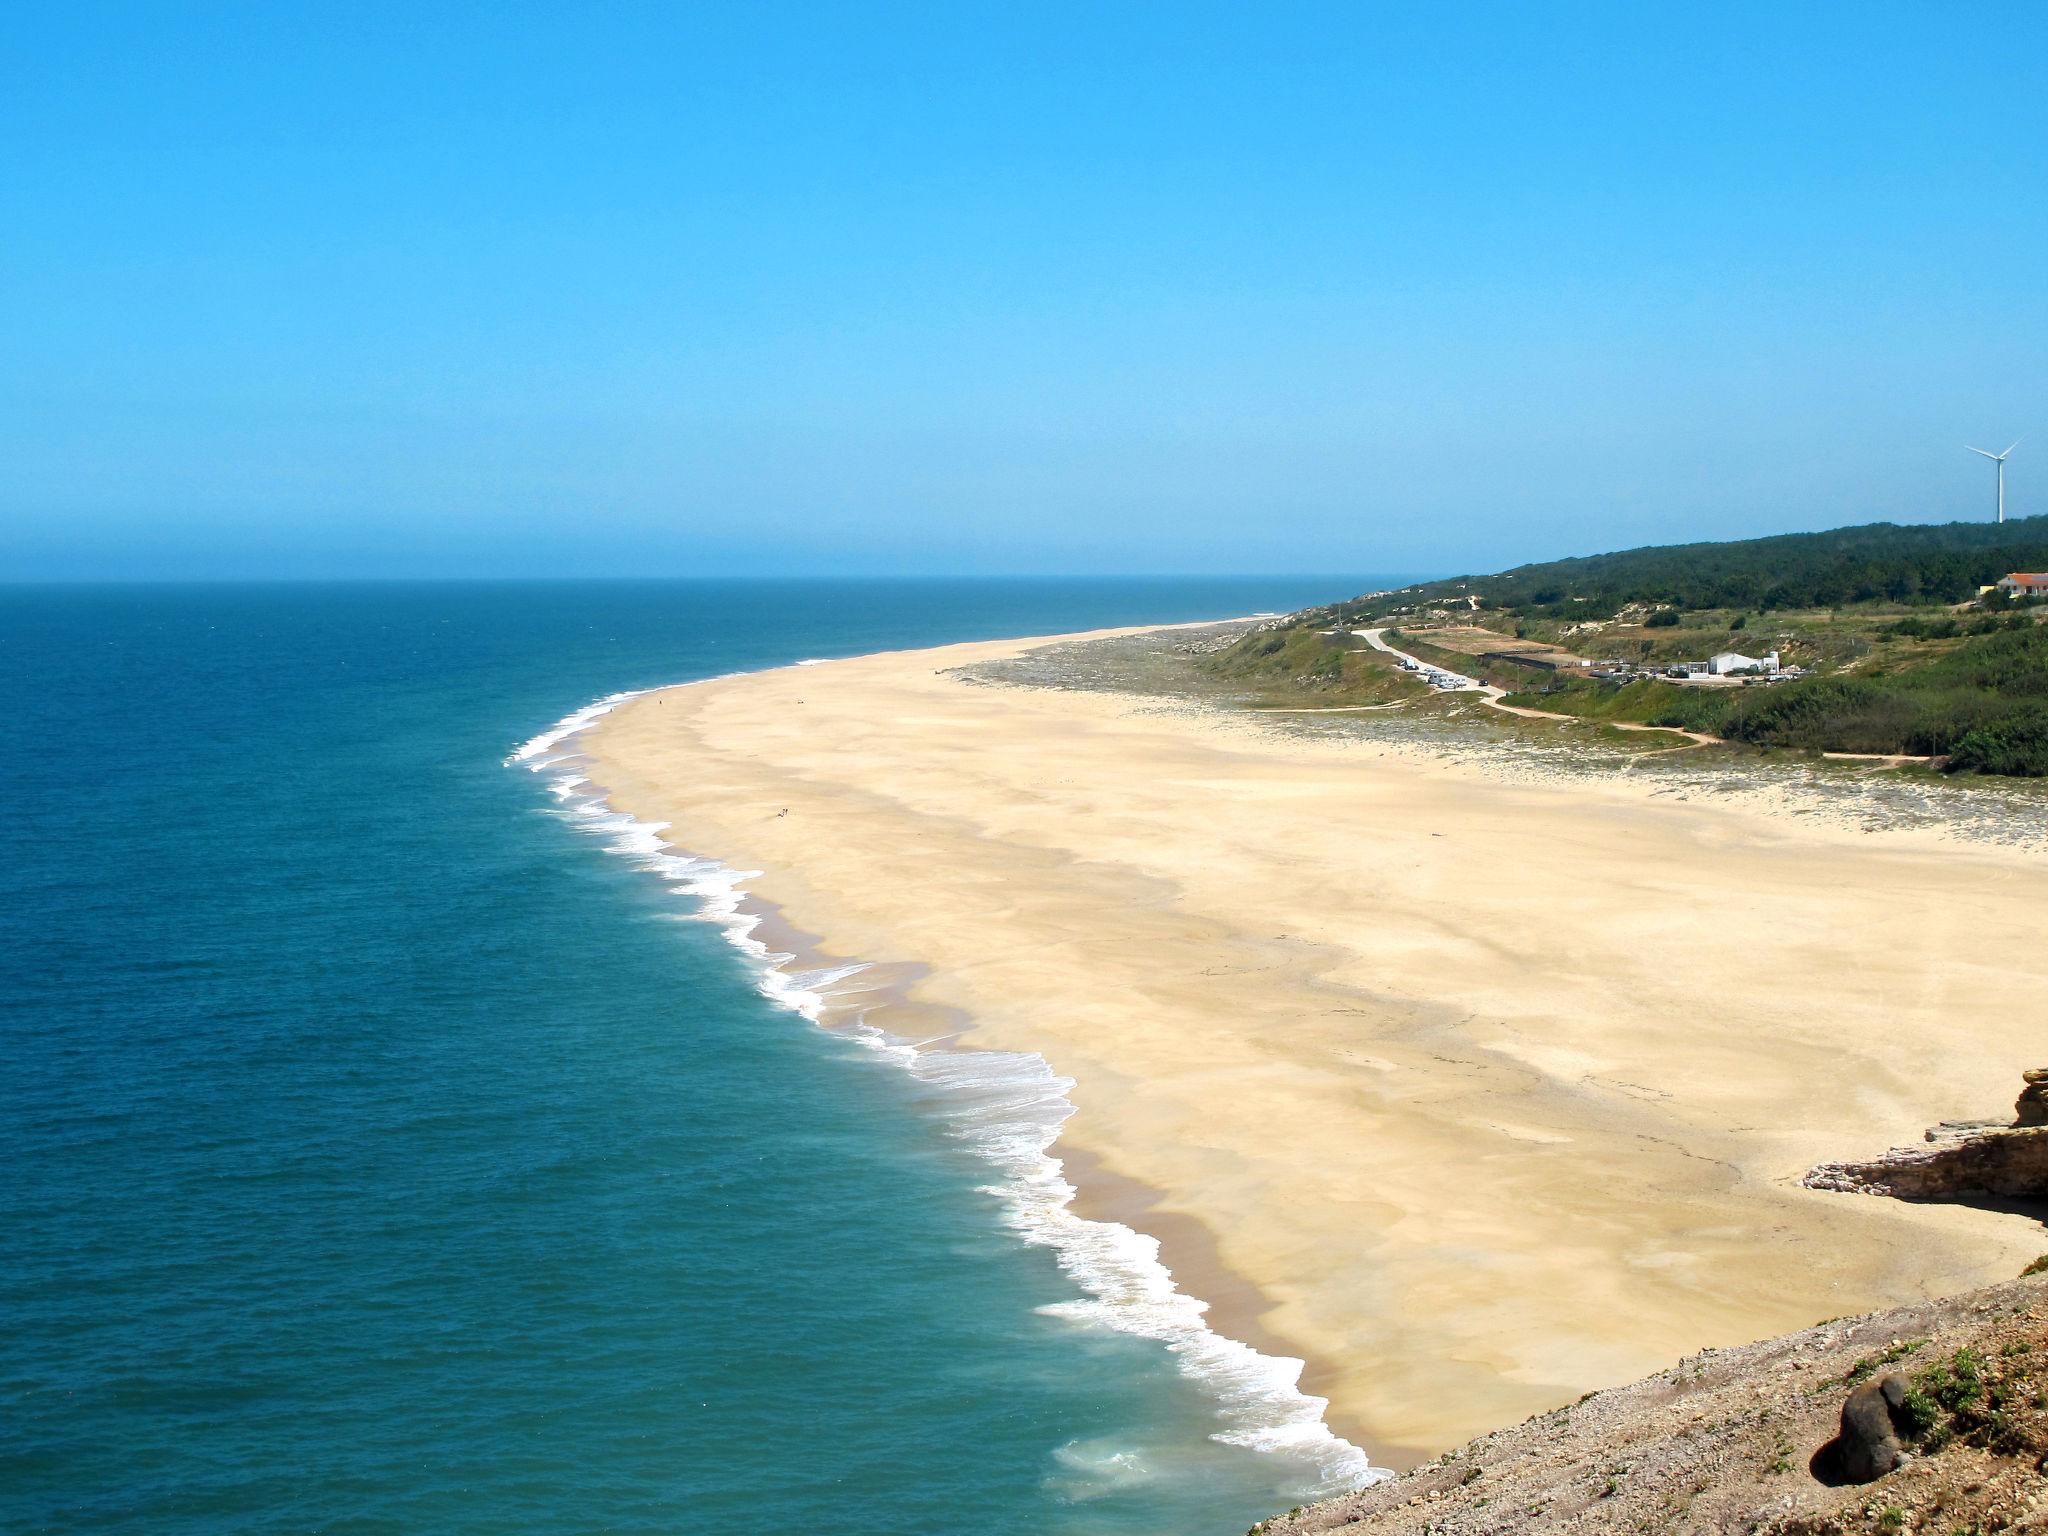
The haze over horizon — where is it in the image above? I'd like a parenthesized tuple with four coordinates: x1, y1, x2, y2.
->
(4, 2, 2044, 583)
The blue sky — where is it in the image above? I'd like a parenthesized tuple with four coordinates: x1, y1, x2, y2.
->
(4, 2, 2045, 580)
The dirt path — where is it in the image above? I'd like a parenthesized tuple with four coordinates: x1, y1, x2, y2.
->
(1354, 628, 1721, 747)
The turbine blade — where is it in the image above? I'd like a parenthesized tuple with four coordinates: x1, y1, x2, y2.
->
(2003, 440, 2021, 457)
(1968, 446, 1999, 459)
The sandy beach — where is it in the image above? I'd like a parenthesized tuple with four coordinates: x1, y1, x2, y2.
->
(582, 623, 2048, 1470)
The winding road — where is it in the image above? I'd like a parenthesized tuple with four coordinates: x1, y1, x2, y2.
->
(1352, 627, 1726, 748)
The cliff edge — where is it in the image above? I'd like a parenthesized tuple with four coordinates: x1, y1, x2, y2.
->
(1257, 1267, 2048, 1534)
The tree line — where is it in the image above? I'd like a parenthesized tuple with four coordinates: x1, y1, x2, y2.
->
(1362, 516, 2048, 618)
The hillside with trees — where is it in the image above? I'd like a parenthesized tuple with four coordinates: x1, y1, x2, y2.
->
(1350, 515, 2048, 621)
(1206, 517, 2048, 776)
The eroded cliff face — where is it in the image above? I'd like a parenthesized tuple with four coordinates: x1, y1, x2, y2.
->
(1803, 1127, 2048, 1201)
(1256, 1270, 2048, 1536)
(1805, 1070, 2048, 1201)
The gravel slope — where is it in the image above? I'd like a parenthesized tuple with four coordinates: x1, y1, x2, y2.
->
(1259, 1267, 2048, 1536)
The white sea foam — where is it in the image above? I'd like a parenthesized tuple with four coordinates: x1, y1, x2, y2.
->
(505, 690, 647, 765)
(510, 691, 1389, 1497)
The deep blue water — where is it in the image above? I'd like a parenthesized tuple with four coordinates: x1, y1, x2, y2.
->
(1, 579, 1384, 1536)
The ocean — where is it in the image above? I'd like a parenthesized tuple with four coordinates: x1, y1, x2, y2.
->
(2, 579, 1391, 1536)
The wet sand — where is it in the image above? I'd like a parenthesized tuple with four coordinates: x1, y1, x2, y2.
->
(583, 622, 2048, 1468)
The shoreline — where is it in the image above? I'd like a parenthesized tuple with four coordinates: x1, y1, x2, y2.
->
(510, 653, 1387, 1495)
(1055, 1142, 1385, 1464)
(694, 878, 1356, 1457)
(564, 618, 2048, 1469)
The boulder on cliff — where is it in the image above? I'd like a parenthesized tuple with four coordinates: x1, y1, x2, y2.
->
(1811, 1372, 1908, 1485)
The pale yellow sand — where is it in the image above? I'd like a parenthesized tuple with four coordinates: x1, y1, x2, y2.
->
(584, 624, 2048, 1468)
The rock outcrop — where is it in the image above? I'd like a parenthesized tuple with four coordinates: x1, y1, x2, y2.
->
(2020, 1067, 2048, 1128)
(1803, 1068, 2048, 1201)
(1803, 1126, 2048, 1199)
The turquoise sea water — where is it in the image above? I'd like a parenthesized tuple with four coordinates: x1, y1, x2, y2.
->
(2, 580, 1389, 1536)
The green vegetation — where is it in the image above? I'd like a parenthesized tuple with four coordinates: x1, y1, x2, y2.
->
(1831, 1338, 1927, 1390)
(1498, 614, 2048, 765)
(1388, 632, 1524, 690)
(1892, 1343, 2041, 1459)
(1200, 622, 1426, 705)
(1946, 706, 2048, 777)
(1210, 516, 2048, 775)
(1717, 623, 2048, 761)
(1497, 676, 1733, 735)
(1886, 607, 2038, 641)
(1352, 515, 2048, 619)
(1895, 1378, 1941, 1439)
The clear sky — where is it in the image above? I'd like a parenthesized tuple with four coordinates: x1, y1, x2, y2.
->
(4, 2, 2045, 581)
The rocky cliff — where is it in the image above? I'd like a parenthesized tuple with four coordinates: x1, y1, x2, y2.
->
(1804, 1070, 2048, 1202)
(1256, 1268, 2048, 1535)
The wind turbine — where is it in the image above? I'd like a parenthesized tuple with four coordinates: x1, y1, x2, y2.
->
(1967, 440, 2020, 523)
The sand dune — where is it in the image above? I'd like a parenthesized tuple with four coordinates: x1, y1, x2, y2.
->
(584, 624, 2047, 1468)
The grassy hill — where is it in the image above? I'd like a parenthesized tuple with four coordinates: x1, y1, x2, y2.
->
(1206, 517, 2048, 775)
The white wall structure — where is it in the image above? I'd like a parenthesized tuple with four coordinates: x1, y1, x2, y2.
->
(1707, 650, 1780, 675)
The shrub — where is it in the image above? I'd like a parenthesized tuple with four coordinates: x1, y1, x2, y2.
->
(1701, 625, 2048, 771)
(1946, 706, 2048, 777)
(1917, 1348, 1985, 1415)
(1645, 690, 1738, 735)
(1896, 1383, 1940, 1439)
(1646, 607, 1681, 628)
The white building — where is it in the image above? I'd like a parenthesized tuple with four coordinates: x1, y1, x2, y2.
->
(1707, 650, 1779, 676)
